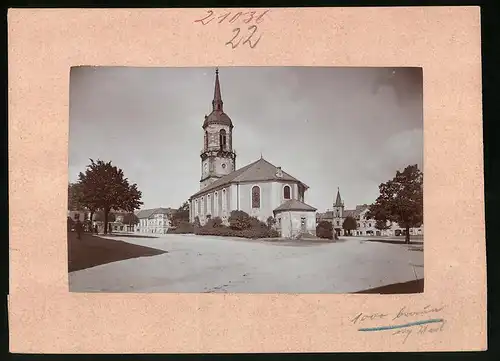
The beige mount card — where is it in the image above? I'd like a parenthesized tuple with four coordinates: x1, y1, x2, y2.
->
(8, 7, 485, 353)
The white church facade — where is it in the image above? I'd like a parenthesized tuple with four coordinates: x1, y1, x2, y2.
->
(188, 69, 317, 237)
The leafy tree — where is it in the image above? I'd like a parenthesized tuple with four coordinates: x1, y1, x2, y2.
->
(366, 164, 423, 244)
(77, 159, 143, 234)
(169, 201, 190, 228)
(70, 180, 100, 224)
(68, 182, 84, 211)
(316, 220, 333, 240)
(342, 216, 357, 236)
(375, 219, 391, 231)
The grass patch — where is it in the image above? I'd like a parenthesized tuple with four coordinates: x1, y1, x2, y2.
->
(68, 231, 165, 272)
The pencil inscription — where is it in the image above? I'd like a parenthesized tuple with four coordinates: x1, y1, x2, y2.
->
(194, 9, 269, 49)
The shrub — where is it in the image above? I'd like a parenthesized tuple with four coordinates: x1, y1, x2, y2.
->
(205, 216, 223, 228)
(194, 214, 280, 239)
(228, 210, 252, 230)
(266, 216, 276, 229)
(316, 220, 333, 240)
(167, 221, 194, 234)
(193, 216, 201, 228)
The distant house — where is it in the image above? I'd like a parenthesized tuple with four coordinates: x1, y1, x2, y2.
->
(134, 207, 176, 234)
(316, 188, 424, 237)
(67, 208, 139, 233)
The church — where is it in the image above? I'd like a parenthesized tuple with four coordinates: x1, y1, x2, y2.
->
(188, 69, 317, 237)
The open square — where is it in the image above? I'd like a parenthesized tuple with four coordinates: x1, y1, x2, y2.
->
(69, 233, 423, 293)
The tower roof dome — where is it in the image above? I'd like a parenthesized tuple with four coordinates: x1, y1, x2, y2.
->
(203, 68, 233, 129)
(203, 111, 233, 128)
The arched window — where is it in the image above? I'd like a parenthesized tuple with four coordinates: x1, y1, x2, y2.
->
(204, 131, 208, 150)
(207, 194, 211, 215)
(283, 185, 291, 200)
(252, 186, 261, 208)
(219, 129, 227, 150)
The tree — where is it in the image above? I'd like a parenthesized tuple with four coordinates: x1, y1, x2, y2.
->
(342, 216, 357, 236)
(77, 159, 143, 234)
(316, 220, 333, 240)
(168, 201, 190, 228)
(375, 219, 391, 232)
(71, 180, 100, 225)
(365, 164, 423, 244)
(68, 182, 84, 211)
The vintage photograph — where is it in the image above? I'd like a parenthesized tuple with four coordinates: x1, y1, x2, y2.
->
(68, 66, 423, 294)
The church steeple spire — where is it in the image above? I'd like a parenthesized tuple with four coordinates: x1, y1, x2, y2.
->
(212, 67, 223, 111)
(335, 187, 343, 207)
(200, 67, 236, 190)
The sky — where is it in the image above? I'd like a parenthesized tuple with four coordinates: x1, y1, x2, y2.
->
(69, 66, 423, 212)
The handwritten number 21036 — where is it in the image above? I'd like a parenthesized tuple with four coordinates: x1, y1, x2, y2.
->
(226, 26, 261, 49)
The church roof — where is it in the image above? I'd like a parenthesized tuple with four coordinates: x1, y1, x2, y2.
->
(135, 207, 175, 219)
(203, 68, 233, 129)
(273, 199, 317, 213)
(190, 157, 307, 198)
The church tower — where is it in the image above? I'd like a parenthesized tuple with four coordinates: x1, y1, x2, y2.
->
(333, 187, 344, 218)
(200, 68, 237, 189)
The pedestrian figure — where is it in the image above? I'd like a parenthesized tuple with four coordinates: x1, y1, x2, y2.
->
(75, 219, 83, 240)
(94, 224, 98, 235)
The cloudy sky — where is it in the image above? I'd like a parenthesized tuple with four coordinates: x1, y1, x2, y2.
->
(69, 66, 423, 212)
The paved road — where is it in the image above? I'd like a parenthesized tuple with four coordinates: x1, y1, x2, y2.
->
(69, 234, 424, 293)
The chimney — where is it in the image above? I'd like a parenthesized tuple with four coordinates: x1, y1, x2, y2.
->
(276, 166, 283, 178)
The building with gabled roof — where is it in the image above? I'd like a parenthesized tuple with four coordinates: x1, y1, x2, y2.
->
(188, 68, 316, 236)
(134, 207, 176, 234)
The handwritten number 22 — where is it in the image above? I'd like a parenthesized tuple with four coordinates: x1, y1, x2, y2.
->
(226, 26, 261, 49)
